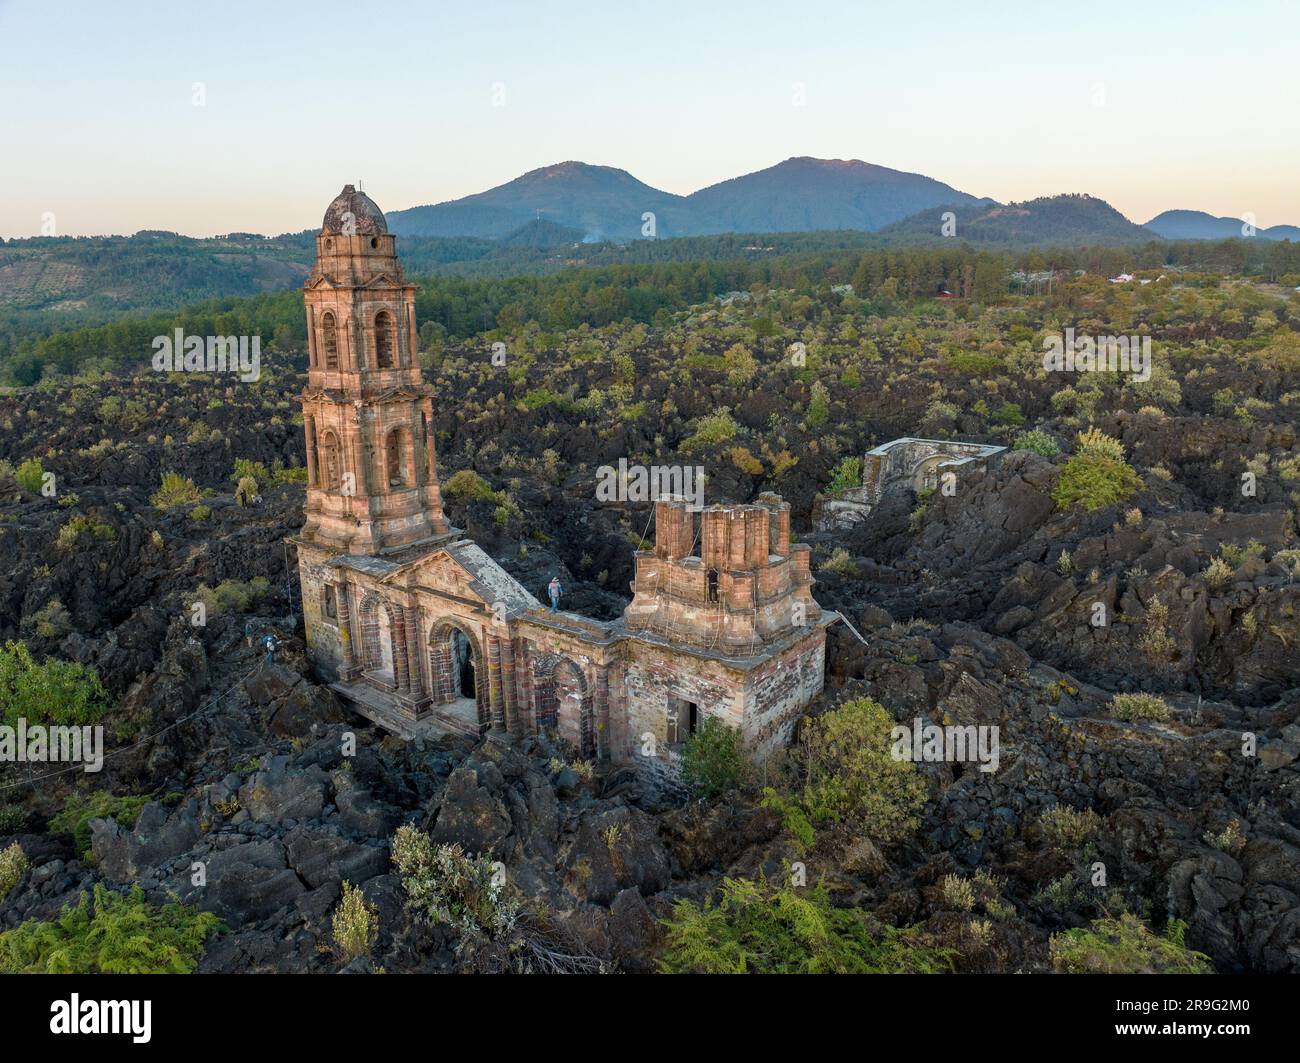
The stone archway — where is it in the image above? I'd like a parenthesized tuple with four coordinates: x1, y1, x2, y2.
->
(910, 453, 950, 494)
(358, 594, 408, 690)
(532, 653, 594, 757)
(428, 620, 487, 730)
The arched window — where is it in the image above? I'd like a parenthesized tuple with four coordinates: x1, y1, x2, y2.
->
(322, 312, 339, 370)
(321, 431, 342, 491)
(375, 311, 394, 369)
(385, 427, 410, 487)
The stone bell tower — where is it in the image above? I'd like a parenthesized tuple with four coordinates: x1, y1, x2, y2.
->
(298, 185, 450, 555)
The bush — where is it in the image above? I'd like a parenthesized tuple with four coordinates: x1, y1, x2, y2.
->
(185, 577, 269, 618)
(442, 469, 501, 504)
(1049, 914, 1211, 974)
(15, 458, 45, 495)
(1109, 692, 1171, 722)
(827, 455, 862, 493)
(0, 884, 223, 973)
(49, 792, 150, 859)
(682, 410, 738, 452)
(55, 515, 116, 551)
(391, 825, 519, 938)
(332, 880, 379, 962)
(1040, 805, 1102, 853)
(820, 547, 860, 576)
(1052, 451, 1142, 511)
(764, 697, 926, 848)
(659, 876, 951, 974)
(151, 470, 201, 509)
(0, 842, 30, 899)
(0, 641, 111, 728)
(679, 717, 749, 798)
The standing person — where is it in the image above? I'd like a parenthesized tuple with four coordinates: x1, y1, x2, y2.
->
(547, 576, 563, 613)
(244, 619, 256, 649)
(262, 632, 279, 665)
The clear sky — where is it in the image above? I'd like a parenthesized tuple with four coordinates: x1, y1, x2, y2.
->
(1, 0, 1296, 238)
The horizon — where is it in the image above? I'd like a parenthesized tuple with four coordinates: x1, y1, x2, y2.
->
(1, 0, 1297, 238)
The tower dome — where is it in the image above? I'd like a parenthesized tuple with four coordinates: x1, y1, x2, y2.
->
(321, 184, 387, 235)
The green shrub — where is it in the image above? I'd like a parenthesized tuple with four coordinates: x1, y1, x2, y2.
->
(442, 469, 502, 504)
(659, 876, 951, 974)
(188, 504, 212, 521)
(49, 792, 150, 859)
(1040, 805, 1102, 854)
(0, 641, 111, 728)
(763, 697, 926, 848)
(184, 577, 269, 618)
(151, 470, 201, 509)
(1015, 429, 1061, 457)
(679, 717, 749, 798)
(55, 515, 116, 551)
(0, 842, 29, 899)
(15, 458, 46, 495)
(332, 880, 379, 962)
(1109, 692, 1171, 722)
(0, 884, 223, 973)
(682, 410, 738, 452)
(391, 825, 519, 937)
(1049, 913, 1211, 974)
(827, 456, 862, 494)
(1052, 451, 1142, 511)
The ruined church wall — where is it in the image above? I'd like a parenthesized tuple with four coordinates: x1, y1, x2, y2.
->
(619, 642, 743, 761)
(742, 630, 827, 755)
(299, 544, 345, 681)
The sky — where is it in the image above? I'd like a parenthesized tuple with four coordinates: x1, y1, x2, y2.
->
(1, 0, 1297, 238)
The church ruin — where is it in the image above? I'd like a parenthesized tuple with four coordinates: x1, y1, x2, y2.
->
(814, 437, 1006, 530)
(291, 186, 833, 765)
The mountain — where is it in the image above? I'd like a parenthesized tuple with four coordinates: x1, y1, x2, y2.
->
(1144, 209, 1300, 241)
(386, 162, 683, 242)
(673, 157, 985, 235)
(389, 157, 984, 241)
(879, 194, 1155, 246)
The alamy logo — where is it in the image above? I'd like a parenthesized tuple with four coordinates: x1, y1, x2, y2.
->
(595, 459, 705, 511)
(1042, 328, 1150, 382)
(890, 717, 1000, 773)
(152, 328, 261, 382)
(0, 720, 103, 772)
(50, 995, 151, 1043)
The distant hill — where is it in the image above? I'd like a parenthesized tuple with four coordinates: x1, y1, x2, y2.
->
(879, 194, 1155, 246)
(1144, 209, 1300, 241)
(386, 162, 683, 242)
(672, 157, 985, 235)
(496, 217, 586, 249)
(389, 157, 983, 240)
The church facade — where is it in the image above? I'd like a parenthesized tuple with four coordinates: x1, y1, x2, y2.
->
(291, 186, 834, 765)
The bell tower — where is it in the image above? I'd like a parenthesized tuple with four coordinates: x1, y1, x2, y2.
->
(299, 185, 451, 554)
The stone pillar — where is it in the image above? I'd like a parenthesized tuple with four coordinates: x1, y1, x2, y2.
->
(487, 634, 506, 732)
(594, 668, 610, 765)
(307, 304, 317, 367)
(304, 414, 318, 488)
(404, 606, 424, 697)
(499, 635, 521, 737)
(337, 582, 355, 676)
(392, 607, 410, 692)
